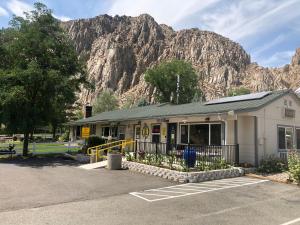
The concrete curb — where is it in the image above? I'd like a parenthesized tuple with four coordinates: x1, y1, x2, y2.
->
(123, 161, 244, 183)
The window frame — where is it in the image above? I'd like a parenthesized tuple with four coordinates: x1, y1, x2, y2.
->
(179, 122, 223, 145)
(277, 125, 295, 150)
(151, 123, 161, 143)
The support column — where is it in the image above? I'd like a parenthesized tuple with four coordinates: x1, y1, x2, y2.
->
(254, 116, 259, 167)
(234, 119, 239, 165)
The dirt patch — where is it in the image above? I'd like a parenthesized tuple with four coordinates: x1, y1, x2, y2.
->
(246, 172, 293, 184)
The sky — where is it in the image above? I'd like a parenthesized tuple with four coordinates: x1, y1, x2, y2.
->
(0, 0, 299, 68)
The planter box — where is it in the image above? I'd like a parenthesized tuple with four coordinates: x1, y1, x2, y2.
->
(123, 161, 244, 183)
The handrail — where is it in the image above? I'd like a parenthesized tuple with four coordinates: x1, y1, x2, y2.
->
(87, 139, 135, 162)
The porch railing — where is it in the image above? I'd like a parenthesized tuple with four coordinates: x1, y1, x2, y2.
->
(133, 141, 239, 168)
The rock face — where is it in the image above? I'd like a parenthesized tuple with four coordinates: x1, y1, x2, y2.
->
(61, 14, 300, 105)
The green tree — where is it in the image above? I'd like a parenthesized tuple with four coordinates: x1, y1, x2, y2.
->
(93, 89, 119, 114)
(228, 87, 251, 97)
(137, 97, 149, 107)
(144, 59, 200, 104)
(0, 3, 87, 155)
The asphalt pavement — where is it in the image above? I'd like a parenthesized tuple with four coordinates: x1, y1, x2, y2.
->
(0, 157, 299, 225)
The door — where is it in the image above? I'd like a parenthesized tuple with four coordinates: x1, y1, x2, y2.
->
(134, 125, 141, 141)
(167, 123, 177, 152)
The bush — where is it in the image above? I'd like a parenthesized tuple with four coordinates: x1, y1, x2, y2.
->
(257, 155, 287, 173)
(59, 132, 70, 142)
(86, 135, 106, 148)
(288, 151, 300, 184)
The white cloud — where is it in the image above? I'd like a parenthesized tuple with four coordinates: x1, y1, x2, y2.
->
(260, 50, 295, 67)
(193, 0, 300, 41)
(108, 0, 220, 26)
(252, 34, 287, 57)
(6, 0, 33, 17)
(0, 6, 9, 17)
(108, 0, 300, 43)
(53, 14, 71, 22)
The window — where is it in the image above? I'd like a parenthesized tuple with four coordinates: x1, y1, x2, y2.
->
(119, 126, 125, 140)
(111, 126, 118, 138)
(180, 125, 189, 144)
(135, 126, 141, 140)
(152, 124, 161, 143)
(190, 124, 209, 145)
(180, 123, 222, 145)
(210, 124, 222, 145)
(90, 124, 96, 135)
(102, 127, 110, 137)
(278, 126, 294, 150)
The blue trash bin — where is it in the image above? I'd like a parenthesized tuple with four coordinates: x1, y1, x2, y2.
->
(183, 147, 196, 168)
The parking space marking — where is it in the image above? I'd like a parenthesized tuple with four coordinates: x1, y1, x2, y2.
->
(130, 177, 268, 202)
(280, 217, 300, 225)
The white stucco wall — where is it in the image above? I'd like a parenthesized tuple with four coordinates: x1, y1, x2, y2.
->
(237, 116, 255, 165)
(248, 93, 300, 163)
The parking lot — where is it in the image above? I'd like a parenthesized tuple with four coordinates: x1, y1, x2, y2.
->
(0, 157, 300, 225)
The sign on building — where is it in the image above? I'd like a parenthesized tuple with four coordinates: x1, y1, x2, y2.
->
(81, 127, 90, 138)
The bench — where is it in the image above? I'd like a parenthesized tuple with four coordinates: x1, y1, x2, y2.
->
(0, 145, 16, 158)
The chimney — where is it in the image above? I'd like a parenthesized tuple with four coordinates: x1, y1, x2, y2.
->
(85, 105, 92, 118)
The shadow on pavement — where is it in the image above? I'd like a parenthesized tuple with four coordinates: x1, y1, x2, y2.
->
(0, 154, 82, 168)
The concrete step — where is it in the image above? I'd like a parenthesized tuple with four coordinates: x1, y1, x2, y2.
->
(78, 160, 108, 170)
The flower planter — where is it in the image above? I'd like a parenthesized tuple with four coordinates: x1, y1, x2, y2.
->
(107, 153, 122, 170)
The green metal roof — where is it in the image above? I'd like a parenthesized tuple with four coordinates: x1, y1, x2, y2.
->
(68, 89, 292, 125)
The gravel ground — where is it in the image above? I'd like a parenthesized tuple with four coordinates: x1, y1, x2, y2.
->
(246, 172, 294, 184)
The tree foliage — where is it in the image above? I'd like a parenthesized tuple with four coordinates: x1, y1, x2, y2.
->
(0, 3, 87, 155)
(227, 87, 251, 97)
(144, 59, 201, 104)
(93, 89, 119, 114)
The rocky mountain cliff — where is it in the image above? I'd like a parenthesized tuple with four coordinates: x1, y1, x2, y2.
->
(61, 14, 300, 105)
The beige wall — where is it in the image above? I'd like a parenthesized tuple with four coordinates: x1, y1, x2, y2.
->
(247, 93, 300, 162)
(237, 116, 255, 165)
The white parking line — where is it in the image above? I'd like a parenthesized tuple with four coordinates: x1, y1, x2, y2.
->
(130, 177, 268, 202)
(280, 217, 300, 225)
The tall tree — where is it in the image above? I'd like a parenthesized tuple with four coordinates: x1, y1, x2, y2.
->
(93, 89, 119, 114)
(0, 3, 87, 155)
(145, 59, 201, 104)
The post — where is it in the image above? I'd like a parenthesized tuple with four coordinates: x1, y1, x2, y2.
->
(155, 142, 158, 162)
(33, 142, 36, 155)
(235, 144, 239, 166)
(134, 140, 137, 160)
(176, 74, 180, 104)
(234, 119, 239, 166)
(254, 116, 259, 167)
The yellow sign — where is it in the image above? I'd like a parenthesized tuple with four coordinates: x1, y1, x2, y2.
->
(81, 127, 90, 138)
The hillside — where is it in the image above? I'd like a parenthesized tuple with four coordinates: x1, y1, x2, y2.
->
(61, 14, 300, 105)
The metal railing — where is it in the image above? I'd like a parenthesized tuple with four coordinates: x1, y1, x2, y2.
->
(278, 149, 300, 161)
(132, 141, 239, 168)
(87, 139, 135, 161)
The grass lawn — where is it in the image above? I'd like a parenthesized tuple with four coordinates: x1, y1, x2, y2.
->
(0, 141, 80, 155)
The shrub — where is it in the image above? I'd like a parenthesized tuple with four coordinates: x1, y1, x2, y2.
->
(59, 132, 70, 142)
(86, 135, 106, 148)
(257, 155, 287, 173)
(288, 151, 300, 184)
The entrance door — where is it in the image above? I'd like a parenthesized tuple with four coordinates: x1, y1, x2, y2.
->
(167, 123, 177, 152)
(134, 125, 141, 141)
